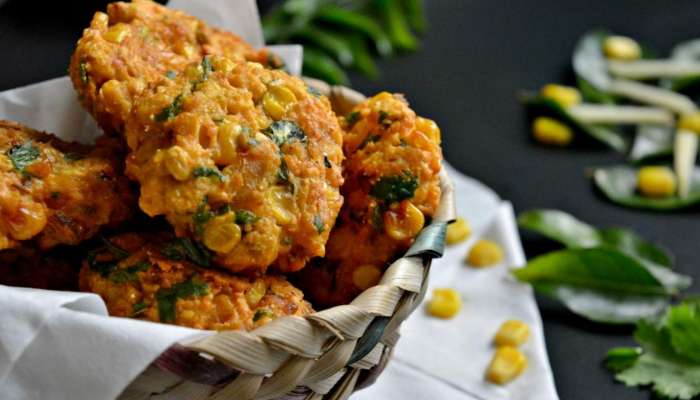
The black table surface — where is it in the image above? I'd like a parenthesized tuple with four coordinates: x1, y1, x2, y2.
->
(1, 1, 699, 399)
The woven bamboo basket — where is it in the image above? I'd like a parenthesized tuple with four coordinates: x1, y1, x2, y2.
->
(118, 78, 456, 400)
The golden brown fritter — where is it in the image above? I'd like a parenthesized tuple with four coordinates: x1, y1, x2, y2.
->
(123, 56, 344, 274)
(295, 92, 443, 308)
(69, 0, 278, 135)
(79, 232, 313, 331)
(0, 120, 135, 250)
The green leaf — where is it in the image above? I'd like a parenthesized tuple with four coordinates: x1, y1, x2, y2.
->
(154, 94, 184, 122)
(132, 302, 148, 316)
(605, 347, 642, 372)
(518, 209, 673, 267)
(629, 125, 674, 164)
(661, 39, 700, 95)
(293, 25, 354, 67)
(253, 308, 275, 322)
(572, 30, 613, 94)
(192, 166, 226, 182)
(521, 94, 628, 152)
(157, 275, 209, 323)
(667, 301, 700, 363)
(109, 261, 151, 284)
(315, 5, 392, 57)
(375, 0, 418, 51)
(302, 46, 349, 85)
(370, 173, 419, 204)
(263, 120, 307, 148)
(313, 214, 325, 233)
(161, 238, 211, 268)
(7, 141, 40, 172)
(79, 61, 89, 85)
(346, 111, 360, 127)
(235, 210, 258, 225)
(594, 165, 700, 210)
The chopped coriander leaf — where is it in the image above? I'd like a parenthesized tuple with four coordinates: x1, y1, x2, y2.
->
(263, 120, 307, 147)
(370, 205, 384, 230)
(154, 94, 184, 122)
(277, 157, 292, 185)
(166, 70, 177, 79)
(346, 111, 360, 127)
(193, 199, 213, 237)
(253, 308, 275, 322)
(378, 110, 392, 127)
(79, 61, 88, 85)
(370, 173, 419, 204)
(7, 142, 40, 172)
(88, 258, 119, 278)
(201, 56, 213, 79)
(192, 166, 227, 182)
(235, 210, 258, 225)
(359, 134, 380, 149)
(323, 155, 332, 168)
(100, 236, 130, 259)
(156, 276, 209, 323)
(109, 261, 151, 284)
(132, 302, 148, 316)
(161, 237, 211, 268)
(216, 205, 231, 215)
(313, 215, 325, 233)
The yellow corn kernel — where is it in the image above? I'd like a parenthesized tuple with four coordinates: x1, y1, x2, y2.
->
(217, 123, 241, 164)
(603, 35, 641, 61)
(416, 117, 441, 143)
(245, 279, 267, 307)
(678, 112, 700, 135)
(494, 320, 531, 347)
(467, 239, 504, 267)
(446, 217, 471, 245)
(532, 117, 573, 147)
(8, 202, 47, 240)
(163, 146, 192, 181)
(174, 41, 195, 59)
(353, 265, 382, 290)
(427, 288, 462, 319)
(637, 166, 676, 198)
(180, 310, 196, 322)
(214, 294, 236, 321)
(263, 84, 297, 120)
(202, 214, 242, 253)
(486, 346, 528, 385)
(103, 23, 130, 44)
(268, 186, 296, 225)
(384, 202, 425, 241)
(541, 84, 582, 108)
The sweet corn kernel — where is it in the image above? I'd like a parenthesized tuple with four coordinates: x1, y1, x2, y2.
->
(416, 117, 441, 143)
(214, 294, 236, 321)
(217, 123, 240, 164)
(202, 215, 242, 253)
(678, 112, 700, 135)
(532, 117, 573, 147)
(163, 146, 192, 181)
(245, 279, 267, 307)
(384, 202, 425, 241)
(603, 35, 641, 61)
(8, 202, 47, 240)
(446, 217, 471, 245)
(494, 320, 531, 347)
(541, 84, 582, 108)
(427, 288, 462, 319)
(637, 166, 676, 198)
(486, 346, 528, 385)
(467, 240, 504, 267)
(103, 23, 130, 44)
(263, 84, 297, 120)
(353, 265, 382, 290)
(268, 185, 296, 225)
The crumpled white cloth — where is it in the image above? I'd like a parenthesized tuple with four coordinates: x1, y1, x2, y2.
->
(354, 163, 559, 400)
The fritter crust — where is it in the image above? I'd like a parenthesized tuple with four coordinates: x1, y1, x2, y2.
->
(123, 56, 344, 274)
(0, 120, 135, 250)
(295, 92, 443, 308)
(69, 0, 276, 135)
(79, 232, 313, 331)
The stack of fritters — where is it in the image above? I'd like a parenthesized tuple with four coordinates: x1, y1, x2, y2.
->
(1, 0, 443, 331)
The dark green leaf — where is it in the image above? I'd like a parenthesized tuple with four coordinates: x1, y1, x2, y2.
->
(154, 94, 184, 122)
(157, 276, 209, 323)
(263, 120, 307, 148)
(277, 156, 291, 186)
(370, 173, 419, 204)
(402, 0, 427, 33)
(521, 94, 628, 152)
(7, 142, 40, 172)
(132, 302, 148, 316)
(667, 301, 700, 363)
(605, 347, 642, 372)
(346, 33, 379, 79)
(594, 165, 700, 210)
(359, 134, 380, 149)
(346, 111, 360, 127)
(313, 214, 325, 233)
(100, 237, 130, 259)
(253, 308, 275, 322)
(302, 46, 349, 85)
(109, 261, 151, 284)
(375, 0, 418, 51)
(235, 210, 258, 225)
(293, 25, 354, 66)
(315, 5, 392, 56)
(323, 155, 332, 168)
(192, 166, 226, 182)
(161, 238, 211, 268)
(629, 125, 673, 164)
(378, 110, 392, 127)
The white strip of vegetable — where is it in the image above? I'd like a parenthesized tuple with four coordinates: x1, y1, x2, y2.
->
(675, 130, 698, 198)
(608, 59, 700, 80)
(568, 104, 674, 126)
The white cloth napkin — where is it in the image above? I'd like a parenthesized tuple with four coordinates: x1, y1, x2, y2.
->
(353, 163, 560, 400)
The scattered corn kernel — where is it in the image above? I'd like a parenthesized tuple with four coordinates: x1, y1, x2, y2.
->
(541, 84, 582, 108)
(486, 346, 528, 385)
(416, 117, 441, 143)
(163, 146, 192, 181)
(603, 35, 641, 61)
(446, 217, 471, 245)
(217, 123, 240, 164)
(268, 185, 296, 225)
(637, 166, 676, 198)
(263, 84, 297, 120)
(353, 264, 382, 290)
(384, 202, 425, 241)
(532, 117, 573, 147)
(202, 215, 242, 253)
(245, 279, 267, 307)
(467, 239, 504, 267)
(678, 112, 700, 135)
(104, 23, 130, 44)
(494, 320, 531, 347)
(8, 202, 47, 241)
(427, 288, 462, 319)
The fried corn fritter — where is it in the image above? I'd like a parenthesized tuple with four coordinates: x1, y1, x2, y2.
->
(295, 92, 443, 307)
(79, 233, 313, 331)
(70, 0, 278, 135)
(0, 120, 134, 250)
(123, 56, 344, 274)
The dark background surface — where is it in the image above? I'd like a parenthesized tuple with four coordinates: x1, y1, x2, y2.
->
(1, 1, 699, 399)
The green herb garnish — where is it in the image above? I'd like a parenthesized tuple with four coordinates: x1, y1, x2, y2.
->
(323, 155, 332, 168)
(313, 214, 325, 233)
(132, 302, 148, 316)
(79, 61, 89, 85)
(370, 173, 419, 204)
(378, 110, 391, 127)
(156, 276, 209, 323)
(7, 142, 40, 173)
(263, 120, 307, 147)
(346, 111, 360, 127)
(166, 70, 177, 79)
(154, 94, 184, 122)
(358, 134, 380, 150)
(100, 236, 130, 259)
(235, 210, 258, 225)
(193, 166, 227, 182)
(161, 237, 211, 268)
(253, 308, 275, 322)
(109, 261, 151, 284)
(277, 157, 292, 186)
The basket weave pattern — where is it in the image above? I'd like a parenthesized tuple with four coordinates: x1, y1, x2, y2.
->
(118, 80, 456, 400)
